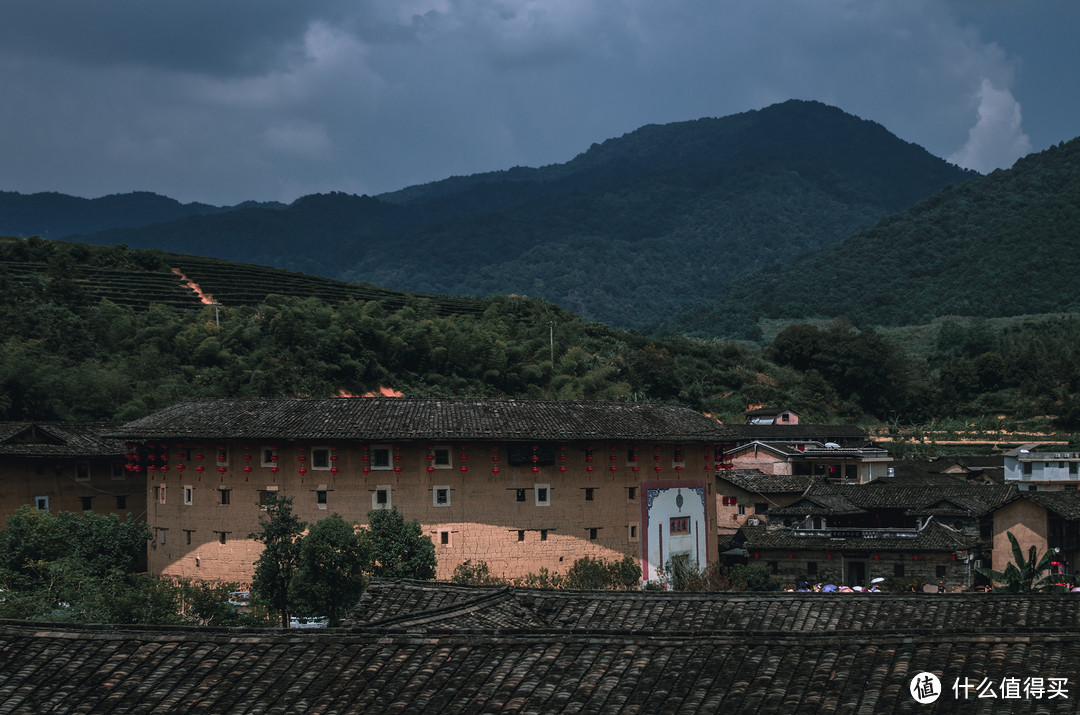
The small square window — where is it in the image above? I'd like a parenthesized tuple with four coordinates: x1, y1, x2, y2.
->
(317, 490, 328, 505)
(111, 462, 124, 480)
(737, 504, 746, 516)
(261, 447, 278, 468)
(433, 447, 452, 469)
(312, 448, 331, 469)
(373, 485, 392, 510)
(34, 496, 49, 513)
(535, 484, 550, 506)
(371, 447, 391, 469)
(628, 524, 638, 542)
(184, 486, 193, 506)
(589, 527, 598, 541)
(518, 530, 525, 542)
(516, 488, 526, 502)
(185, 529, 193, 545)
(628, 487, 637, 500)
(80, 496, 93, 512)
(116, 495, 127, 510)
(219, 489, 231, 506)
(540, 529, 548, 541)
(218, 531, 227, 545)
(76, 463, 91, 481)
(258, 489, 277, 509)
(158, 484, 167, 504)
(434, 487, 450, 507)
(158, 528, 167, 545)
(584, 488, 594, 501)
(440, 530, 450, 545)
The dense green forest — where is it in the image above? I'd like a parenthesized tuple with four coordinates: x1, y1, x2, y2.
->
(5, 237, 1080, 437)
(6, 100, 973, 329)
(679, 135, 1080, 339)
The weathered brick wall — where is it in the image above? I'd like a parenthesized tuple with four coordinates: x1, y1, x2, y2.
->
(0, 456, 144, 522)
(146, 440, 719, 583)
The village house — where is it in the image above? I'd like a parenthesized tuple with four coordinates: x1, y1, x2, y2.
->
(738, 482, 1016, 590)
(0, 422, 138, 521)
(722, 440, 893, 483)
(1004, 443, 1080, 491)
(991, 490, 1080, 583)
(714, 469, 821, 543)
(115, 397, 737, 583)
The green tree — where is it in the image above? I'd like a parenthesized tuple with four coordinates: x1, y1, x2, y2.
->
(976, 531, 1071, 593)
(451, 560, 507, 586)
(249, 495, 307, 627)
(290, 514, 369, 626)
(358, 508, 436, 580)
(562, 555, 641, 590)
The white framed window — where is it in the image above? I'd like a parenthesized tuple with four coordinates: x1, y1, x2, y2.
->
(159, 483, 167, 505)
(433, 486, 451, 507)
(373, 485, 392, 510)
(111, 462, 125, 480)
(315, 484, 329, 510)
(183, 485, 193, 506)
(261, 447, 278, 468)
(371, 446, 392, 470)
(34, 496, 49, 513)
(76, 462, 91, 481)
(311, 447, 331, 470)
(432, 446, 452, 469)
(535, 484, 550, 507)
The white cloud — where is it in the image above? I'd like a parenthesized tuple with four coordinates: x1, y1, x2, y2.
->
(948, 78, 1032, 173)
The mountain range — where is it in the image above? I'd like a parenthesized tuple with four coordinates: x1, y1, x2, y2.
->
(0, 100, 976, 330)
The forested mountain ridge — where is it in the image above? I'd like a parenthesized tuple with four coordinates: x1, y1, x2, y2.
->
(0, 191, 284, 239)
(25, 100, 974, 329)
(678, 135, 1080, 339)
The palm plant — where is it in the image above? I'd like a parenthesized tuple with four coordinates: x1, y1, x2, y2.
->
(976, 531, 1072, 593)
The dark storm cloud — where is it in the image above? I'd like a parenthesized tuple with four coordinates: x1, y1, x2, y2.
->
(0, 0, 1075, 204)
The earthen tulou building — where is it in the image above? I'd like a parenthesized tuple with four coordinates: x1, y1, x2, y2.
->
(115, 397, 737, 583)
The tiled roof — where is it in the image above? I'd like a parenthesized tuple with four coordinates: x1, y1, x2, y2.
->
(0, 422, 126, 457)
(768, 483, 1017, 517)
(1021, 491, 1080, 520)
(114, 398, 736, 442)
(4, 581, 1080, 713)
(715, 470, 823, 493)
(740, 522, 977, 553)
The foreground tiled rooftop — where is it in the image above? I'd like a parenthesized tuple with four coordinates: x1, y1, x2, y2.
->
(114, 398, 736, 442)
(3, 581, 1080, 713)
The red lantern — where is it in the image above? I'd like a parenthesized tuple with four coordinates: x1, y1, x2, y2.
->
(492, 467, 500, 474)
(177, 463, 185, 472)
(299, 467, 307, 475)
(243, 466, 252, 473)
(196, 465, 205, 473)
(217, 466, 226, 474)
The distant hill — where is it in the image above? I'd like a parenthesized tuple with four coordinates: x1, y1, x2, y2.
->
(0, 191, 286, 239)
(0, 237, 487, 317)
(41, 100, 974, 329)
(677, 135, 1080, 339)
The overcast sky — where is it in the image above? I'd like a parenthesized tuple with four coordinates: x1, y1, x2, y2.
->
(1, 1, 1076, 206)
